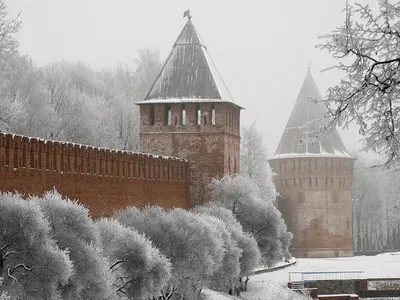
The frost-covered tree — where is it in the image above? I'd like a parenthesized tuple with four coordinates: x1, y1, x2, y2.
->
(241, 121, 277, 200)
(210, 173, 261, 214)
(0, 1, 20, 55)
(192, 209, 242, 294)
(34, 191, 115, 300)
(209, 174, 292, 266)
(0, 1, 24, 131)
(96, 218, 171, 300)
(194, 205, 260, 293)
(116, 206, 225, 300)
(40, 61, 107, 145)
(351, 151, 400, 252)
(100, 64, 140, 151)
(134, 47, 161, 101)
(318, 0, 400, 166)
(0, 44, 160, 152)
(0, 277, 9, 300)
(0, 193, 72, 299)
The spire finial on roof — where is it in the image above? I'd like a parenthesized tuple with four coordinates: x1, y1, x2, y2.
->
(307, 59, 311, 72)
(183, 9, 191, 20)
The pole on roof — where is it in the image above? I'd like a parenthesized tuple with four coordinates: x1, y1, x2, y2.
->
(183, 9, 191, 20)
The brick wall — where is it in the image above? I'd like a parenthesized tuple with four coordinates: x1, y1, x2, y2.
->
(270, 156, 354, 258)
(140, 101, 241, 206)
(0, 133, 190, 218)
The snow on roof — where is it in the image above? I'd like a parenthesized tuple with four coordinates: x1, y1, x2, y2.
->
(139, 18, 241, 108)
(272, 70, 351, 159)
(137, 98, 242, 108)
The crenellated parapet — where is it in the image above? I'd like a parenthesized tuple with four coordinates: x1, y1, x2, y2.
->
(0, 132, 190, 217)
(0, 133, 189, 182)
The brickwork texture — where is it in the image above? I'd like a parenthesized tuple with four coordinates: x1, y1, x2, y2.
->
(140, 101, 241, 206)
(270, 156, 354, 258)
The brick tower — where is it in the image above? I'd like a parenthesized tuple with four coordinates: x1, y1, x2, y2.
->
(269, 70, 354, 258)
(137, 15, 242, 206)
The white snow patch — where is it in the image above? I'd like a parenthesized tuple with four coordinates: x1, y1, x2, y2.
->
(253, 252, 400, 284)
(271, 152, 353, 159)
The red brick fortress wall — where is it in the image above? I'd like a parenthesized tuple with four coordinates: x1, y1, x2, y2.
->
(270, 156, 354, 258)
(0, 133, 190, 218)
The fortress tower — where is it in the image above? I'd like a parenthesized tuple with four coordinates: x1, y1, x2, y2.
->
(137, 16, 242, 206)
(269, 70, 354, 258)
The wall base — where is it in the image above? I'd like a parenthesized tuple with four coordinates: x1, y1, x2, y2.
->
(291, 248, 353, 258)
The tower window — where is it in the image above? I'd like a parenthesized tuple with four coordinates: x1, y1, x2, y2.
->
(164, 104, 171, 125)
(196, 103, 201, 125)
(150, 104, 154, 125)
(168, 109, 172, 125)
(309, 177, 312, 187)
(182, 104, 186, 125)
(204, 115, 207, 124)
(211, 104, 216, 124)
(315, 177, 318, 187)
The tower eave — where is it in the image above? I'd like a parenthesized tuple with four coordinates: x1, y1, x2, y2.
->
(136, 98, 243, 109)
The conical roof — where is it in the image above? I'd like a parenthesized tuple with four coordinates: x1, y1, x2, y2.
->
(273, 70, 351, 158)
(137, 18, 240, 107)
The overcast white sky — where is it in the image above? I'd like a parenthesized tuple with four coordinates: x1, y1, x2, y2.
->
(7, 0, 373, 156)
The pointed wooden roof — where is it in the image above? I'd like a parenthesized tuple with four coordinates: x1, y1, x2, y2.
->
(273, 70, 351, 159)
(137, 18, 241, 108)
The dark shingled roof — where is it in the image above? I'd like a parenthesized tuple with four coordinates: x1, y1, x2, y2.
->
(273, 70, 351, 158)
(138, 18, 239, 106)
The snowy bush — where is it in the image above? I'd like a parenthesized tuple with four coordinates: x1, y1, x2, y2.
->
(0, 292, 9, 300)
(96, 218, 171, 300)
(193, 212, 242, 294)
(34, 191, 115, 300)
(0, 277, 9, 300)
(195, 205, 261, 293)
(117, 206, 225, 299)
(0, 193, 72, 299)
(209, 174, 292, 267)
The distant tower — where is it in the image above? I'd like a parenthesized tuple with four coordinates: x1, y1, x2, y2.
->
(269, 70, 354, 258)
(137, 15, 242, 206)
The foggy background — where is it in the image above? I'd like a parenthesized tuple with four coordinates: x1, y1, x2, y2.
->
(7, 0, 371, 156)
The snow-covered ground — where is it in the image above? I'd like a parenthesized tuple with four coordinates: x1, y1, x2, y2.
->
(202, 284, 307, 300)
(203, 252, 400, 299)
(256, 252, 400, 283)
